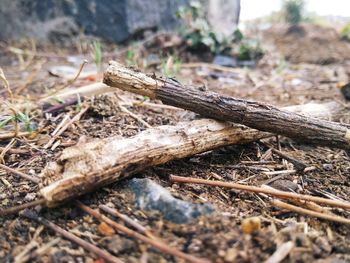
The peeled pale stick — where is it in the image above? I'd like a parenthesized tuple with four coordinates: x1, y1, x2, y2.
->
(103, 61, 350, 149)
(40, 101, 345, 207)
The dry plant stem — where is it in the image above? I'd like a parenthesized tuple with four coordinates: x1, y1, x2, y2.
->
(272, 199, 350, 225)
(41, 83, 114, 104)
(21, 237, 61, 263)
(0, 68, 13, 102)
(44, 106, 89, 149)
(46, 60, 88, 97)
(0, 138, 16, 163)
(0, 199, 45, 216)
(0, 131, 32, 140)
(262, 185, 335, 215)
(0, 163, 40, 183)
(39, 100, 345, 207)
(100, 205, 158, 240)
(169, 176, 350, 210)
(20, 209, 123, 263)
(180, 62, 242, 75)
(264, 241, 294, 263)
(76, 201, 210, 263)
(119, 104, 152, 128)
(270, 148, 307, 171)
(14, 226, 43, 263)
(104, 61, 350, 149)
(0, 146, 29, 155)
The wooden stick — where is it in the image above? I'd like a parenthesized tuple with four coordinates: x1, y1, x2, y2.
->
(39, 118, 268, 206)
(104, 61, 350, 149)
(20, 209, 123, 263)
(76, 201, 210, 263)
(272, 199, 350, 225)
(39, 101, 346, 207)
(169, 175, 350, 210)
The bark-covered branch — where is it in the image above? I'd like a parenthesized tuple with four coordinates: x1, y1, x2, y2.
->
(40, 101, 345, 207)
(103, 61, 350, 149)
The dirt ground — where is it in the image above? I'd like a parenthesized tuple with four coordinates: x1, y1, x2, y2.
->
(0, 25, 350, 263)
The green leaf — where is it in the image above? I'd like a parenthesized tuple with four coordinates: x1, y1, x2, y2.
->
(0, 116, 14, 129)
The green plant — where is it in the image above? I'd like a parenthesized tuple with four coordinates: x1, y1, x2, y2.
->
(236, 40, 264, 61)
(126, 49, 136, 66)
(177, 1, 240, 54)
(0, 116, 13, 129)
(16, 106, 33, 132)
(0, 106, 34, 133)
(340, 23, 350, 41)
(91, 40, 102, 70)
(276, 58, 289, 74)
(160, 55, 181, 78)
(282, 0, 304, 25)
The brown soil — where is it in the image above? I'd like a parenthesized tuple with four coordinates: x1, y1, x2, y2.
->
(0, 29, 349, 263)
(263, 23, 350, 64)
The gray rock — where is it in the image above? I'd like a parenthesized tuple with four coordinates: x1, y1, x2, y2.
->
(128, 178, 214, 224)
(0, 0, 187, 43)
(213, 55, 257, 68)
(24, 193, 36, 202)
(206, 0, 240, 37)
(0, 0, 240, 43)
(213, 55, 238, 67)
(105, 235, 136, 255)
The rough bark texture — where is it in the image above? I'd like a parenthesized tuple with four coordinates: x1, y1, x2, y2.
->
(40, 119, 267, 207)
(40, 101, 345, 207)
(103, 61, 350, 149)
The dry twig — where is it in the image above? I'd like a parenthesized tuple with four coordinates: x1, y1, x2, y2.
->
(271, 199, 350, 225)
(0, 163, 40, 183)
(44, 106, 88, 149)
(104, 61, 350, 150)
(100, 205, 159, 240)
(20, 209, 123, 263)
(169, 175, 350, 210)
(76, 201, 210, 263)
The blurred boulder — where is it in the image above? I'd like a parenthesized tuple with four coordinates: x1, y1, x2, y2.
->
(207, 0, 240, 37)
(0, 0, 240, 43)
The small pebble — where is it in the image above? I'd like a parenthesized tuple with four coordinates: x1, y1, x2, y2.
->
(322, 163, 333, 171)
(0, 193, 6, 200)
(24, 192, 36, 202)
(241, 216, 261, 234)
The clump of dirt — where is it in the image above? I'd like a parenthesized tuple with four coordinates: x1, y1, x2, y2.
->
(264, 23, 350, 64)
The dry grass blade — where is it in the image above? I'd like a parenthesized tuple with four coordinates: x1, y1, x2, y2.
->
(119, 104, 152, 128)
(44, 106, 89, 149)
(0, 68, 13, 102)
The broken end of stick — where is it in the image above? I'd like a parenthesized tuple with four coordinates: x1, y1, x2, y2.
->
(104, 61, 161, 99)
(346, 129, 350, 145)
